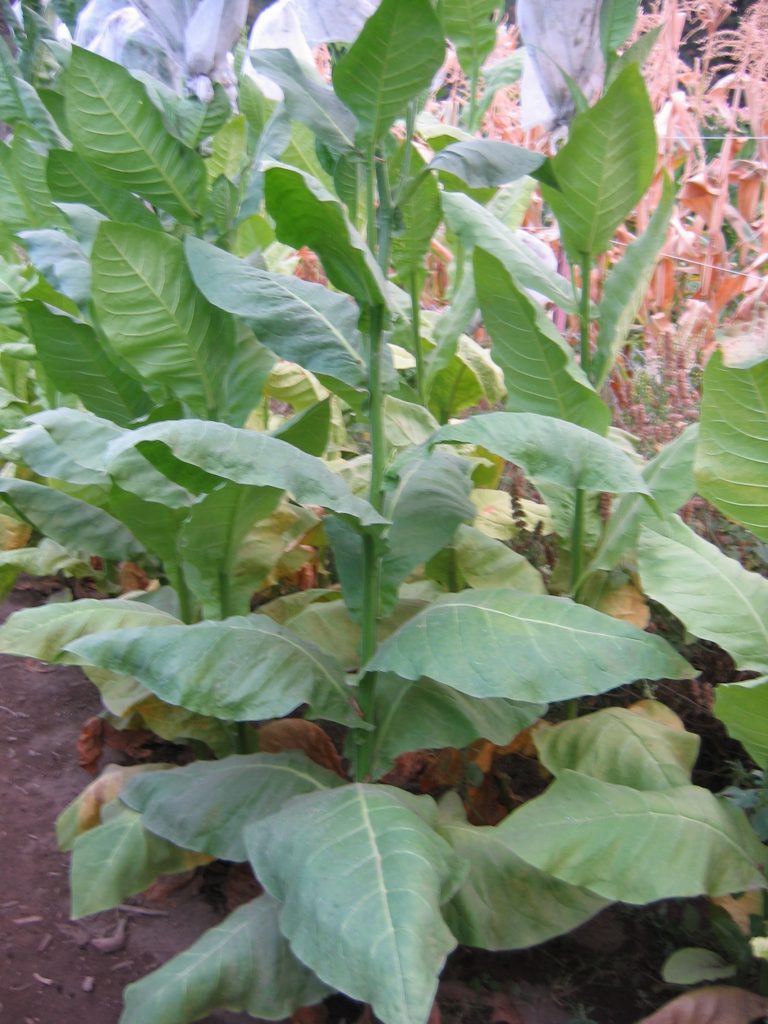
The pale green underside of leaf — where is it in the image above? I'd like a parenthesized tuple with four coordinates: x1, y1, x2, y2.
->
(695, 349, 768, 541)
(430, 140, 544, 188)
(715, 677, 768, 770)
(441, 191, 578, 312)
(65, 47, 205, 222)
(368, 673, 544, 780)
(534, 705, 700, 790)
(452, 525, 547, 594)
(474, 248, 609, 433)
(588, 423, 698, 575)
(437, 793, 608, 950)
(433, 412, 650, 496)
(0, 478, 142, 560)
(368, 588, 693, 703)
(246, 784, 464, 1024)
(119, 895, 332, 1024)
(505, 770, 767, 902)
(66, 616, 360, 726)
(185, 235, 367, 396)
(0, 597, 179, 661)
(123, 751, 345, 862)
(333, 0, 446, 145)
(0, 540, 91, 601)
(70, 805, 205, 918)
(638, 514, 768, 673)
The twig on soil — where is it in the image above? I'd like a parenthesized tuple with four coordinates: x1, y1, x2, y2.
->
(118, 903, 170, 917)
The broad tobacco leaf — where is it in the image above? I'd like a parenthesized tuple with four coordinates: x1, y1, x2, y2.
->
(246, 784, 464, 1024)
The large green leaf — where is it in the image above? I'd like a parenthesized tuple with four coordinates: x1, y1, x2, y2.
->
(185, 236, 367, 397)
(25, 302, 153, 426)
(447, 524, 546, 594)
(638, 514, 768, 673)
(0, 38, 63, 145)
(600, 0, 640, 53)
(433, 412, 650, 496)
(91, 223, 234, 420)
(437, 793, 608, 950)
(46, 149, 160, 231)
(593, 173, 675, 388)
(368, 674, 544, 780)
(505, 771, 767, 902)
(0, 131, 64, 231)
(0, 478, 143, 560)
(438, 0, 498, 76)
(70, 803, 208, 918)
(715, 677, 768, 770)
(695, 348, 768, 541)
(474, 249, 609, 432)
(441, 191, 578, 311)
(264, 163, 386, 306)
(0, 423, 107, 487)
(333, 0, 446, 147)
(19, 230, 91, 306)
(536, 64, 655, 260)
(588, 423, 698, 575)
(430, 140, 543, 188)
(178, 484, 282, 619)
(123, 751, 345, 862)
(535, 704, 700, 790)
(65, 47, 206, 223)
(120, 895, 331, 1024)
(246, 784, 463, 1024)
(381, 451, 475, 614)
(66, 616, 361, 727)
(248, 48, 357, 154)
(0, 597, 179, 661)
(104, 419, 386, 527)
(368, 588, 693, 702)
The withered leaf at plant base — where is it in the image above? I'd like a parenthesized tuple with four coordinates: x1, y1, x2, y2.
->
(257, 719, 345, 777)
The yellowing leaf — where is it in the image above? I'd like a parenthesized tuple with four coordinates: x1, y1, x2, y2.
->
(0, 512, 31, 550)
(627, 699, 686, 732)
(712, 891, 764, 935)
(597, 582, 650, 629)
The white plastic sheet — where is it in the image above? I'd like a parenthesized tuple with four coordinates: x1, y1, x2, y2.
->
(517, 0, 604, 131)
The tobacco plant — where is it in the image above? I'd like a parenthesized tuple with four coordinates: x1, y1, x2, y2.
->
(0, 2, 766, 1022)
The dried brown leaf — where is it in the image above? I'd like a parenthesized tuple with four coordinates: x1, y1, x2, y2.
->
(77, 717, 105, 775)
(258, 719, 345, 777)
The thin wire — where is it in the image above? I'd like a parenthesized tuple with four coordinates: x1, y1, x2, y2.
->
(611, 238, 767, 282)
(664, 135, 768, 141)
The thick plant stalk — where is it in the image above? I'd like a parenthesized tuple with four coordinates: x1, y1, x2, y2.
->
(571, 256, 592, 597)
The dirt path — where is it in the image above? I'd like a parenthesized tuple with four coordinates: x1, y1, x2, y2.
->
(0, 588, 255, 1024)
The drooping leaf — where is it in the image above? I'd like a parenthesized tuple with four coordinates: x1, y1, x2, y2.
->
(0, 423, 107, 487)
(91, 223, 235, 421)
(714, 677, 768, 771)
(433, 412, 651, 496)
(505, 771, 767, 902)
(535, 64, 655, 260)
(430, 140, 544, 188)
(534, 704, 699, 790)
(588, 423, 698, 575)
(605, 24, 663, 86)
(368, 588, 693, 703)
(70, 803, 209, 918)
(264, 162, 386, 306)
(695, 348, 768, 541)
(333, 0, 446, 146)
(46, 149, 160, 232)
(122, 751, 345, 862)
(0, 540, 92, 601)
(0, 596, 179, 662)
(249, 48, 357, 154)
(246, 784, 463, 1024)
(448, 524, 546, 594)
(438, 0, 498, 77)
(65, 47, 206, 223)
(368, 674, 544, 780)
(0, 131, 64, 231)
(185, 236, 367, 397)
(380, 450, 475, 615)
(0, 478, 143, 560)
(24, 302, 153, 426)
(441, 191, 578, 311)
(390, 143, 441, 284)
(474, 248, 609, 432)
(104, 419, 386, 527)
(428, 331, 506, 421)
(593, 173, 675, 388)
(437, 793, 608, 950)
(119, 895, 332, 1024)
(638, 514, 768, 673)
(19, 230, 91, 306)
(66, 616, 361, 727)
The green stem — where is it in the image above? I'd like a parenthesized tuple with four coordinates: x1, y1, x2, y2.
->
(467, 61, 480, 134)
(579, 256, 592, 382)
(393, 101, 417, 206)
(409, 270, 426, 405)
